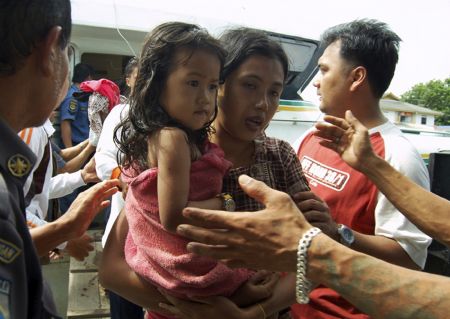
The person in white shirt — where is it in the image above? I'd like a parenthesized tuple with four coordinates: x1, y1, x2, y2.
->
(94, 57, 143, 319)
(20, 119, 100, 260)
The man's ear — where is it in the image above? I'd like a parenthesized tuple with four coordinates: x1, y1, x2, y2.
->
(35, 26, 63, 76)
(349, 66, 367, 92)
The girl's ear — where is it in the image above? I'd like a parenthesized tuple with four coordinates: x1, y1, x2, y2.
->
(349, 66, 367, 92)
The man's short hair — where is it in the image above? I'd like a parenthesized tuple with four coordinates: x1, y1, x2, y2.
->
(0, 0, 72, 77)
(321, 19, 401, 98)
(72, 63, 95, 83)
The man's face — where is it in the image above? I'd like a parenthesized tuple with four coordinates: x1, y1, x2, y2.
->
(313, 41, 353, 117)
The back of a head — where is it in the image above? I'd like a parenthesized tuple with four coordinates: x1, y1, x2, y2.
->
(320, 19, 401, 98)
(72, 63, 95, 83)
(0, 0, 72, 77)
(219, 27, 289, 83)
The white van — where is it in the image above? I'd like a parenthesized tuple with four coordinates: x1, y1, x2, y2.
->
(68, 0, 450, 164)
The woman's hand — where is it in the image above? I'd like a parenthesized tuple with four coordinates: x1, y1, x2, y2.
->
(292, 191, 338, 241)
(230, 271, 280, 307)
(158, 291, 264, 319)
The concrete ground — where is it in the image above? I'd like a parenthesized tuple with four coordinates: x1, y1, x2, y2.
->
(42, 255, 70, 318)
(42, 211, 108, 319)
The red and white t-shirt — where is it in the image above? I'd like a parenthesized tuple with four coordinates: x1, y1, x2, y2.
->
(291, 121, 431, 319)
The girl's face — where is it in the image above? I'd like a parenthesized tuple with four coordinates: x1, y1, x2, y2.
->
(159, 48, 221, 131)
(216, 55, 284, 142)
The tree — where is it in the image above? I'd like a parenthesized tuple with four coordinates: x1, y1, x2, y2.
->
(401, 78, 450, 125)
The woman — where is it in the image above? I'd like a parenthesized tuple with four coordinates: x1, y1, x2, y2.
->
(99, 27, 311, 319)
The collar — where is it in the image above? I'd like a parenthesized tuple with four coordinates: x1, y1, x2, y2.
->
(0, 117, 36, 186)
(43, 119, 55, 137)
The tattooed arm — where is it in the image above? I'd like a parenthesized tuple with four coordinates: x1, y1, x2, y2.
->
(177, 175, 450, 319)
(308, 235, 449, 319)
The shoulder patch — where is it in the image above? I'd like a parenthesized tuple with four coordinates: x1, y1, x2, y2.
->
(69, 99, 78, 114)
(0, 278, 11, 319)
(0, 239, 21, 264)
(7, 154, 31, 178)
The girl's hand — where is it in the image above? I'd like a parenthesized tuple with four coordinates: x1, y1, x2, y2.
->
(230, 271, 280, 307)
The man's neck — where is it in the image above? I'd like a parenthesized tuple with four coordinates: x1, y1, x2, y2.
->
(348, 98, 387, 129)
(0, 88, 28, 133)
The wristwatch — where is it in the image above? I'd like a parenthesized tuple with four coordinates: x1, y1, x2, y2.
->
(337, 224, 355, 246)
(216, 193, 236, 212)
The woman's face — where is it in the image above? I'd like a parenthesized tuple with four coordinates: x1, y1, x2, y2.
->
(126, 67, 138, 93)
(216, 55, 284, 142)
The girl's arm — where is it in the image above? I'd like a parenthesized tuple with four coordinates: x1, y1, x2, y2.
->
(155, 128, 221, 233)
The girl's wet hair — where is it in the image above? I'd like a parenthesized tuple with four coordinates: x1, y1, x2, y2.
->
(219, 27, 289, 82)
(115, 22, 226, 172)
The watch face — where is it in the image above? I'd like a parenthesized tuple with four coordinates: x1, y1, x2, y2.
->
(225, 199, 236, 212)
(339, 225, 355, 245)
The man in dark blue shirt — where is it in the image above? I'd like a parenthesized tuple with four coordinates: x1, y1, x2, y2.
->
(0, 1, 118, 317)
(59, 63, 94, 148)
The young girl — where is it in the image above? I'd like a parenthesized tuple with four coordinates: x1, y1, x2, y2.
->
(115, 22, 252, 318)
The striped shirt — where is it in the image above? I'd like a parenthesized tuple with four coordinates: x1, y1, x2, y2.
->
(223, 136, 309, 212)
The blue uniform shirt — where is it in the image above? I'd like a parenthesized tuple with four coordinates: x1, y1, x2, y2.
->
(0, 118, 60, 318)
(59, 84, 89, 146)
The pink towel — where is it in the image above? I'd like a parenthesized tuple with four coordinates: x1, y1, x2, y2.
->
(124, 142, 252, 303)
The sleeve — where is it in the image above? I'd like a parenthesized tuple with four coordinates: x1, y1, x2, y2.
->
(59, 94, 77, 122)
(291, 127, 315, 153)
(374, 134, 432, 269)
(95, 105, 126, 181)
(48, 171, 86, 199)
(278, 139, 310, 195)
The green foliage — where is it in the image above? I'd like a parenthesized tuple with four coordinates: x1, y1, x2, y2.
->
(401, 78, 450, 125)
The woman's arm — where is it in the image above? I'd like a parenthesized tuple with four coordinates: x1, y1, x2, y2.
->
(58, 141, 95, 173)
(155, 129, 221, 233)
(98, 210, 171, 313)
(59, 139, 88, 161)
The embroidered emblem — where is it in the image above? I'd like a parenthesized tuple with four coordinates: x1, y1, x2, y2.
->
(0, 239, 21, 264)
(7, 154, 31, 178)
(69, 99, 78, 113)
(0, 278, 11, 319)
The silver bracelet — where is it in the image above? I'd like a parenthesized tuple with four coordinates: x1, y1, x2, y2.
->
(296, 227, 322, 304)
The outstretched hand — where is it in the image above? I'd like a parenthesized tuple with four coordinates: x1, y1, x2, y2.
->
(314, 110, 375, 171)
(176, 174, 313, 272)
(59, 179, 119, 240)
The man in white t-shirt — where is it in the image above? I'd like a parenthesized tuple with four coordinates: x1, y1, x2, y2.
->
(290, 19, 431, 319)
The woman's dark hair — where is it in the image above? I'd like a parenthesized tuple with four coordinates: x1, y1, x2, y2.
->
(115, 22, 226, 172)
(320, 19, 401, 98)
(119, 57, 139, 96)
(0, 0, 72, 76)
(219, 27, 289, 82)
